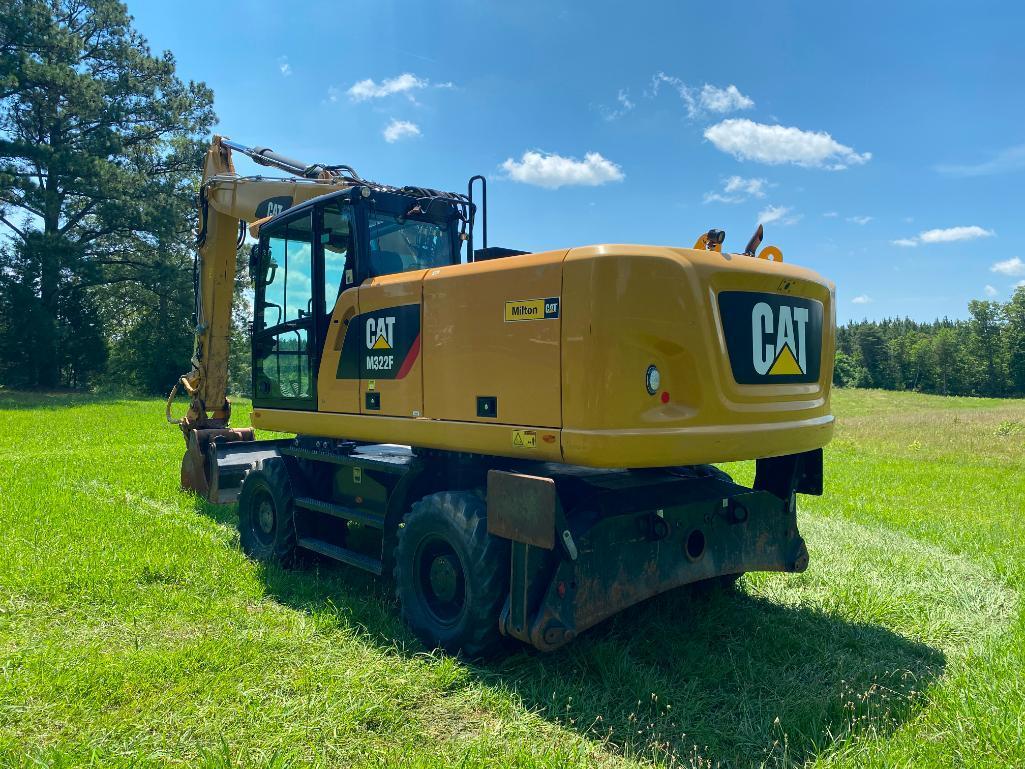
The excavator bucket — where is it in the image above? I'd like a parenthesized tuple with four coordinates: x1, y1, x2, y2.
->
(181, 427, 256, 504)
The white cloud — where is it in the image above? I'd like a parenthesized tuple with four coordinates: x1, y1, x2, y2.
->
(851, 294, 873, 304)
(919, 225, 994, 243)
(936, 144, 1025, 177)
(891, 226, 995, 248)
(822, 211, 839, 218)
(847, 215, 873, 225)
(347, 73, 427, 101)
(985, 284, 999, 297)
(601, 89, 635, 121)
(703, 175, 767, 204)
(991, 256, 1025, 276)
(697, 84, 754, 114)
(650, 74, 754, 118)
(501, 150, 624, 189)
(382, 119, 421, 143)
(757, 204, 801, 226)
(703, 119, 871, 170)
(278, 56, 292, 77)
(1017, 280, 1025, 288)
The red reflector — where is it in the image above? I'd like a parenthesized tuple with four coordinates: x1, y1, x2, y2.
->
(661, 392, 670, 404)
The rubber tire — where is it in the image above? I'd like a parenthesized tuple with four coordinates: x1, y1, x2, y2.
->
(394, 491, 509, 658)
(237, 457, 299, 566)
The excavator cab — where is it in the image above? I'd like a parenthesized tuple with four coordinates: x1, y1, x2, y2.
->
(248, 188, 465, 410)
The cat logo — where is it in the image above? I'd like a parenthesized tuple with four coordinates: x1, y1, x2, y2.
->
(366, 316, 396, 350)
(718, 291, 821, 384)
(752, 302, 809, 376)
(255, 195, 293, 219)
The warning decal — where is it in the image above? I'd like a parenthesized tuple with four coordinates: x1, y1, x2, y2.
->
(504, 297, 560, 322)
(512, 429, 537, 448)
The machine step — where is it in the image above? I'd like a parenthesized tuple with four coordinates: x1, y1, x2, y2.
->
(297, 537, 384, 575)
(293, 496, 385, 529)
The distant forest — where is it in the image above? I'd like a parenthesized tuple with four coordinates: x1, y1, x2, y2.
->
(835, 290, 1025, 398)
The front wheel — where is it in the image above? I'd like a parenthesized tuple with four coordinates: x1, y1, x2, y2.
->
(394, 491, 509, 657)
(237, 457, 298, 566)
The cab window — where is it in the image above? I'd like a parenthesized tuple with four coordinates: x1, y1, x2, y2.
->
(366, 210, 454, 277)
(322, 201, 356, 312)
(259, 214, 314, 331)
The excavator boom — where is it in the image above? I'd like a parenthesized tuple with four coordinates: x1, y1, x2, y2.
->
(169, 136, 360, 496)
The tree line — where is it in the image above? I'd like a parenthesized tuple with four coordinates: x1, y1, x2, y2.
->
(836, 291, 1025, 397)
(2, 2, 1023, 401)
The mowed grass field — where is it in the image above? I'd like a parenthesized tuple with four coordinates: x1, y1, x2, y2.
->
(0, 389, 1023, 768)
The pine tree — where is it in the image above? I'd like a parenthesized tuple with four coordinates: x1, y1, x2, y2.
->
(0, 0, 214, 388)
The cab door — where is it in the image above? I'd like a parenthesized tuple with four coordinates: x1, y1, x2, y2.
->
(252, 210, 317, 410)
(317, 198, 361, 414)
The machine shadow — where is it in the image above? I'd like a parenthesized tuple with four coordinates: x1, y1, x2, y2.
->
(196, 499, 944, 767)
(481, 587, 945, 766)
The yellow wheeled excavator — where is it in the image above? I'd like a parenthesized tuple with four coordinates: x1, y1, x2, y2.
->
(169, 135, 835, 655)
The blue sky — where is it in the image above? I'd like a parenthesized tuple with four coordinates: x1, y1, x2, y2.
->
(130, 1, 1025, 324)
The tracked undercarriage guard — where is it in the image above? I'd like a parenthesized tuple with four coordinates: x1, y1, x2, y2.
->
(489, 451, 821, 651)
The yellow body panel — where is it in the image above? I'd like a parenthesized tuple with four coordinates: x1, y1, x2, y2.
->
(254, 408, 565, 462)
(252, 242, 835, 468)
(423, 251, 565, 427)
(317, 287, 360, 414)
(559, 245, 834, 466)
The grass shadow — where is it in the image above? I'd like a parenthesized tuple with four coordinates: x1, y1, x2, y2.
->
(484, 586, 945, 766)
(192, 499, 944, 766)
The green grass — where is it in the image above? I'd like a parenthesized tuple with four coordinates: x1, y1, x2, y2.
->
(0, 388, 1023, 768)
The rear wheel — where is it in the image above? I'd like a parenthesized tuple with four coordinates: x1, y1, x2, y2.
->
(394, 491, 509, 657)
(238, 457, 298, 566)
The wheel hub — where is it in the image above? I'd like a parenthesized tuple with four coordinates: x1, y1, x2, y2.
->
(428, 554, 459, 603)
(415, 537, 467, 626)
(257, 498, 275, 535)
